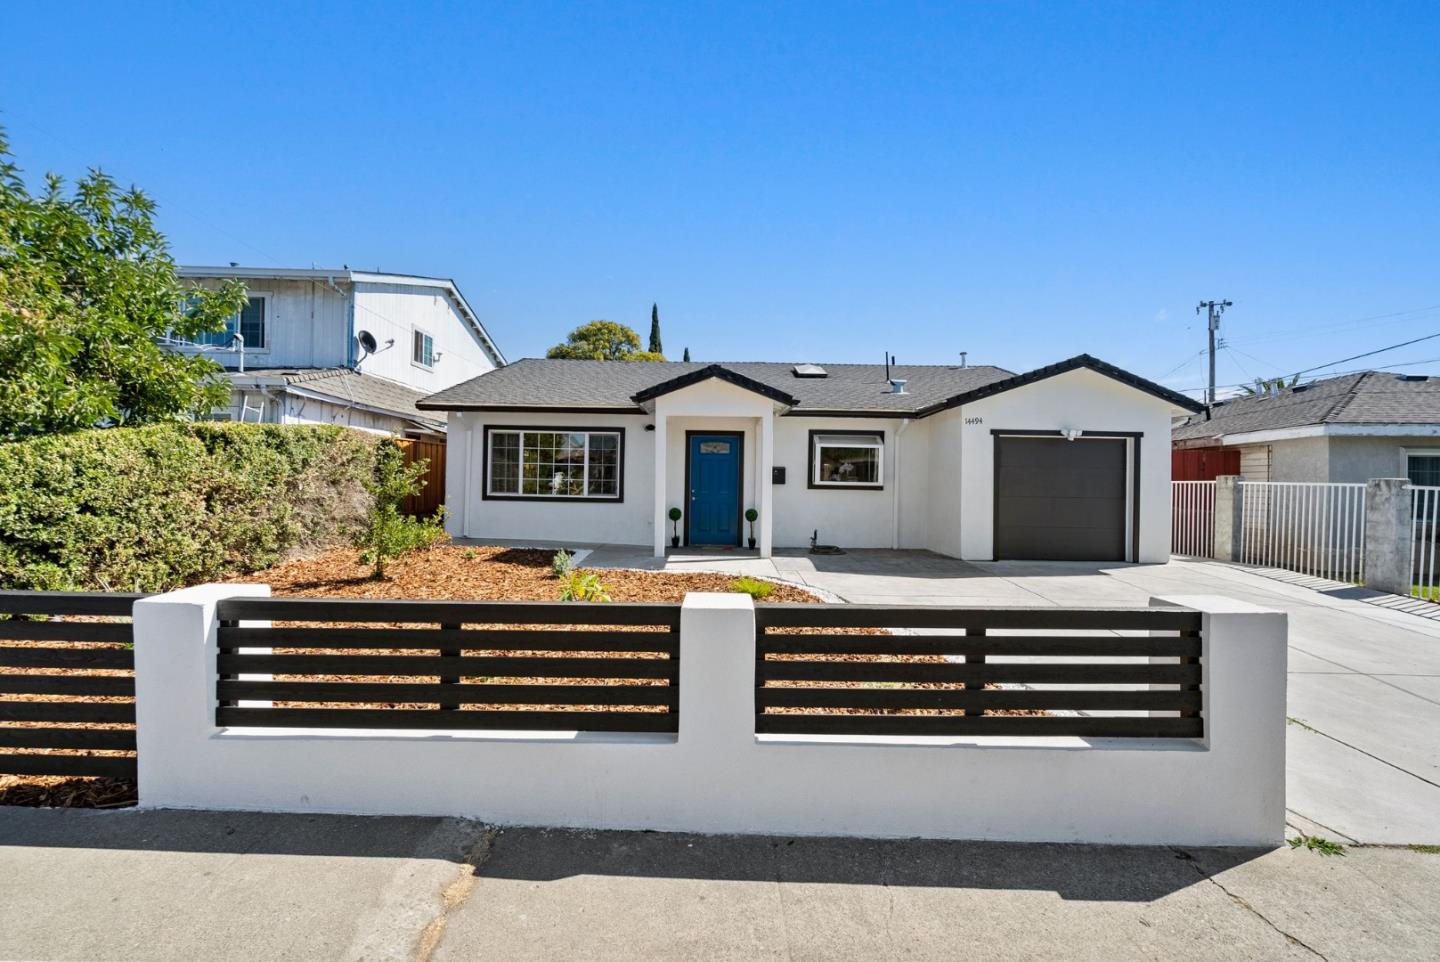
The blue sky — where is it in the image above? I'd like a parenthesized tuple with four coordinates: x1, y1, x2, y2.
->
(4, 1, 1439, 396)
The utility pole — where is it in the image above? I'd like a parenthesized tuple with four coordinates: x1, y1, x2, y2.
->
(1196, 299, 1232, 407)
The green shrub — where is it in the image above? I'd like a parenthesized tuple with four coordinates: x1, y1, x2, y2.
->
(729, 576, 775, 600)
(356, 440, 448, 579)
(0, 422, 379, 591)
(551, 549, 574, 579)
(558, 571, 611, 602)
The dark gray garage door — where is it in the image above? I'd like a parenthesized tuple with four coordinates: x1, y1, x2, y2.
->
(994, 436, 1128, 561)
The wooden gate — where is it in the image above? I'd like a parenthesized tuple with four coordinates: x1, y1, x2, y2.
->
(396, 438, 446, 517)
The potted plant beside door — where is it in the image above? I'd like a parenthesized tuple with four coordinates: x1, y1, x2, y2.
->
(745, 508, 759, 549)
(668, 507, 682, 548)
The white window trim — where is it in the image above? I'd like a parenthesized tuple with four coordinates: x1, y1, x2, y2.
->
(177, 291, 271, 353)
(811, 432, 885, 488)
(411, 326, 435, 370)
(1405, 448, 1440, 485)
(485, 428, 623, 501)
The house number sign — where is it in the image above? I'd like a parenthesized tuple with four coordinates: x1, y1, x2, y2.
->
(964, 417, 984, 425)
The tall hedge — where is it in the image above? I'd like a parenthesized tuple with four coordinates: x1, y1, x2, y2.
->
(0, 423, 379, 591)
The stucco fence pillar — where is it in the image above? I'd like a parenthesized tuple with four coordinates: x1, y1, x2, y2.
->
(1363, 478, 1414, 595)
(1211, 474, 1245, 562)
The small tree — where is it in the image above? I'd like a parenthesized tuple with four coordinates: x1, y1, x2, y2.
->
(648, 303, 663, 355)
(0, 130, 248, 438)
(682, 347, 691, 362)
(546, 320, 664, 361)
(356, 440, 447, 579)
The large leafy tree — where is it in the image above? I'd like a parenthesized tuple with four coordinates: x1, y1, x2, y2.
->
(546, 320, 665, 361)
(0, 131, 247, 438)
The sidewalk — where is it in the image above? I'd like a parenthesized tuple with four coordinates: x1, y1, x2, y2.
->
(1, 808, 1437, 961)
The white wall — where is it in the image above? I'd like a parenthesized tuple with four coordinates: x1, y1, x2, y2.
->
(956, 368, 1177, 563)
(133, 589, 1288, 846)
(445, 409, 654, 546)
(771, 417, 931, 549)
(352, 282, 497, 393)
(181, 278, 351, 370)
(926, 411, 965, 558)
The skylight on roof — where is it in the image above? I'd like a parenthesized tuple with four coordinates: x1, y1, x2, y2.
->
(792, 364, 827, 378)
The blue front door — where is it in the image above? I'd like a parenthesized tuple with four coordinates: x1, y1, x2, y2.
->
(687, 434, 742, 546)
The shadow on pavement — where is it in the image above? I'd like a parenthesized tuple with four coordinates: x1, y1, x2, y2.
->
(479, 827, 1264, 903)
(0, 808, 1272, 902)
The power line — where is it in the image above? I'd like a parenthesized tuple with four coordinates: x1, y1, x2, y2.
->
(1291, 330, 1440, 377)
(1227, 302, 1440, 347)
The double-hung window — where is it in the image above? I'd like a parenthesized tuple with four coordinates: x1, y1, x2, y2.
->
(413, 329, 435, 368)
(486, 428, 623, 500)
(196, 295, 266, 349)
(810, 432, 884, 488)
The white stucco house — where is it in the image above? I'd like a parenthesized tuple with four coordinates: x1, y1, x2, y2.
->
(419, 354, 1202, 562)
(171, 266, 506, 437)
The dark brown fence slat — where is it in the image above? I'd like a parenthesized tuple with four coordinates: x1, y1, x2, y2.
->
(0, 621, 133, 643)
(0, 675, 135, 696)
(755, 604, 1201, 632)
(218, 680, 678, 707)
(218, 626, 679, 653)
(216, 597, 681, 627)
(758, 633, 1200, 658)
(757, 661, 1199, 685)
(758, 688, 1202, 712)
(0, 728, 137, 750)
(756, 715, 1205, 737)
(0, 701, 136, 723)
(217, 707, 678, 732)
(219, 653, 678, 679)
(0, 647, 134, 670)
(0, 590, 147, 617)
(0, 752, 137, 778)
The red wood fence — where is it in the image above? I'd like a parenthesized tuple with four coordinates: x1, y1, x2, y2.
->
(397, 438, 446, 517)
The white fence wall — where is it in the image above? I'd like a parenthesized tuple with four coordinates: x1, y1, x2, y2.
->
(1172, 481, 1216, 558)
(1238, 481, 1367, 583)
(133, 586, 1288, 846)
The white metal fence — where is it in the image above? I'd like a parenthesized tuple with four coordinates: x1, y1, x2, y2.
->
(1171, 481, 1216, 558)
(1238, 481, 1367, 583)
(1410, 485, 1440, 602)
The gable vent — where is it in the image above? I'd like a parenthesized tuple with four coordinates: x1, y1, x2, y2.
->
(792, 364, 827, 378)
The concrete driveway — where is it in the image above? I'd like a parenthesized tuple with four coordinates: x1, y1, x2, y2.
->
(586, 547, 1440, 846)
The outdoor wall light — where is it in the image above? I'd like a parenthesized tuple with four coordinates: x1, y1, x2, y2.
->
(1061, 428, 1083, 441)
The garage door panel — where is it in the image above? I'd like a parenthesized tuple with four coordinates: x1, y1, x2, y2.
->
(994, 437, 1128, 561)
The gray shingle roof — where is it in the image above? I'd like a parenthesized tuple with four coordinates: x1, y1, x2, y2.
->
(1172, 372, 1440, 441)
(420, 354, 1204, 417)
(238, 368, 446, 430)
(417, 359, 1017, 414)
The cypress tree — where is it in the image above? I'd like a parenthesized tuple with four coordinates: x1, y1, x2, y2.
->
(682, 347, 691, 362)
(648, 303, 663, 355)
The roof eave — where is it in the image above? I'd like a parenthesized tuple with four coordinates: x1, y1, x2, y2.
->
(629, 364, 800, 407)
(916, 354, 1205, 418)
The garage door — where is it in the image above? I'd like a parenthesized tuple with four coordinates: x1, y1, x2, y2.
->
(994, 436, 1128, 561)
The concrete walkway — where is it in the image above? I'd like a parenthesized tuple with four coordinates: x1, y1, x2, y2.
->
(2, 809, 1438, 961)
(584, 547, 1440, 845)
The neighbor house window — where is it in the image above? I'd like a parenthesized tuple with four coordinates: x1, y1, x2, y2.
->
(486, 429, 623, 499)
(1408, 452, 1440, 487)
(809, 432, 883, 488)
(196, 295, 266, 349)
(413, 329, 435, 368)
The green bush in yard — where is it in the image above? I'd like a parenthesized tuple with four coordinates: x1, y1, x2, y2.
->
(0, 422, 378, 591)
(356, 439, 448, 580)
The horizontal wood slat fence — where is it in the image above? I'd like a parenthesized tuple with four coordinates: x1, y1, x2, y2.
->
(0, 590, 148, 778)
(214, 597, 681, 733)
(754, 604, 1204, 738)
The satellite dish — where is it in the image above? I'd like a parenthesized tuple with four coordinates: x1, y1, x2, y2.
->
(357, 330, 378, 355)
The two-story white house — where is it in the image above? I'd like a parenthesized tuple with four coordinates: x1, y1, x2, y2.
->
(174, 266, 506, 438)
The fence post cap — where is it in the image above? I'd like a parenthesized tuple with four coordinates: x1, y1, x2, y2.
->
(1150, 594, 1282, 617)
(681, 592, 754, 611)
